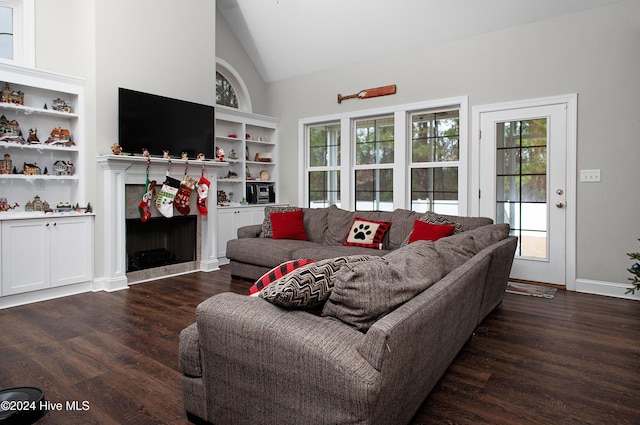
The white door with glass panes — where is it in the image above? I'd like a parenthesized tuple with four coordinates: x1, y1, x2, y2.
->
(477, 99, 574, 286)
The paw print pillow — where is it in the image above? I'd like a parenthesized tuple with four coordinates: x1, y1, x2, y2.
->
(343, 217, 391, 249)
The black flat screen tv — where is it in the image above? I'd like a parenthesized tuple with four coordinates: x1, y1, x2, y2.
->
(118, 87, 215, 159)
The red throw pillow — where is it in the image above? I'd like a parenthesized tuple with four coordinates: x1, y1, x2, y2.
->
(343, 217, 391, 249)
(270, 209, 308, 240)
(407, 220, 455, 244)
(247, 258, 316, 295)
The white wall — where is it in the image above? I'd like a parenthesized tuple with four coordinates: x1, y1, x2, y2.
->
(266, 1, 640, 295)
(34, 0, 217, 280)
(215, 6, 269, 115)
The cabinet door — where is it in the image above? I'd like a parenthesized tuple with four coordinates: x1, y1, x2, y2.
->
(1, 220, 51, 295)
(50, 217, 93, 287)
(217, 209, 236, 257)
(235, 209, 254, 230)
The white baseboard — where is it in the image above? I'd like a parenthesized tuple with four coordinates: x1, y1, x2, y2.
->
(0, 282, 93, 309)
(575, 278, 640, 301)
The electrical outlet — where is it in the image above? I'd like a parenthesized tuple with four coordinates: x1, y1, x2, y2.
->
(580, 169, 601, 182)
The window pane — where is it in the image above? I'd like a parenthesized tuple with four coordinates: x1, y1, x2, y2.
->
(309, 170, 340, 208)
(215, 71, 238, 108)
(411, 167, 458, 215)
(412, 111, 459, 162)
(355, 169, 393, 211)
(355, 117, 394, 165)
(496, 119, 548, 260)
(0, 6, 13, 60)
(309, 123, 340, 167)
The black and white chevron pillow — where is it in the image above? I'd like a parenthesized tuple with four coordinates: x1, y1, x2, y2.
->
(259, 255, 378, 309)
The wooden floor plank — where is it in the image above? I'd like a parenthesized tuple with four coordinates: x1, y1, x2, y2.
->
(0, 265, 638, 424)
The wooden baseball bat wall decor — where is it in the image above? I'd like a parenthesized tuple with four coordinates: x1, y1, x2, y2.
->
(337, 84, 397, 104)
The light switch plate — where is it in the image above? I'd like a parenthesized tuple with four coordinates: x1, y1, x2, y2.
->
(580, 169, 601, 182)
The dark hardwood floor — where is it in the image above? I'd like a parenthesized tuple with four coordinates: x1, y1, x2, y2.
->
(1, 266, 638, 425)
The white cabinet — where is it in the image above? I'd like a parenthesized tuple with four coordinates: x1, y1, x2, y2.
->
(1, 215, 93, 296)
(1, 216, 93, 295)
(215, 108, 278, 206)
(217, 207, 259, 258)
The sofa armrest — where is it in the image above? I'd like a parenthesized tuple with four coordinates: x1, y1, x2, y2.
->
(237, 224, 262, 238)
(179, 322, 202, 377)
(194, 292, 379, 423)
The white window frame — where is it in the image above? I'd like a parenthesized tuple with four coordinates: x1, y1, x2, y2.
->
(305, 121, 342, 208)
(299, 96, 468, 214)
(216, 57, 252, 112)
(0, 0, 34, 67)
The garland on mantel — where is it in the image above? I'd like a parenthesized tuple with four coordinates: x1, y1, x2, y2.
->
(627, 239, 640, 295)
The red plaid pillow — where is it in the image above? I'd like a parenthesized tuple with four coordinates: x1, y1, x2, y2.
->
(343, 217, 391, 249)
(247, 259, 316, 296)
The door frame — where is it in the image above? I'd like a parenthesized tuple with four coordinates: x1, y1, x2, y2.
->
(470, 94, 577, 290)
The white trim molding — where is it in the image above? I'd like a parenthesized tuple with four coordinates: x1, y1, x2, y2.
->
(575, 278, 640, 301)
(216, 57, 252, 113)
(471, 94, 578, 291)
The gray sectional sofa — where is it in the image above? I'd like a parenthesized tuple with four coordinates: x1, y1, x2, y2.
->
(179, 206, 517, 425)
(226, 205, 495, 281)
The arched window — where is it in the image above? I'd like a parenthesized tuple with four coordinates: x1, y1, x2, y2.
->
(216, 58, 252, 112)
(216, 71, 238, 108)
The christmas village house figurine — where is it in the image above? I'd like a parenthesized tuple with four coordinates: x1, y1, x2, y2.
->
(45, 127, 74, 147)
(0, 115, 25, 144)
(24, 195, 50, 212)
(51, 98, 72, 113)
(23, 162, 42, 175)
(0, 82, 24, 105)
(0, 153, 11, 174)
(53, 160, 74, 176)
(27, 128, 40, 144)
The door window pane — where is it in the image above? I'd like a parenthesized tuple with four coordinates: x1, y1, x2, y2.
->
(496, 118, 548, 259)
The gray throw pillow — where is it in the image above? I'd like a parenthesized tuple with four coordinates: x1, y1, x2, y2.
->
(322, 241, 446, 332)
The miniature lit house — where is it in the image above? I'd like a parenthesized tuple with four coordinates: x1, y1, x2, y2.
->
(45, 127, 74, 147)
(0, 153, 11, 174)
(0, 82, 24, 105)
(53, 160, 74, 176)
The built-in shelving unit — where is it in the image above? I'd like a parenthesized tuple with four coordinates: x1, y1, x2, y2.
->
(214, 107, 278, 206)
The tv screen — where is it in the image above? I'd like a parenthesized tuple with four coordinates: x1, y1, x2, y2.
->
(118, 88, 215, 159)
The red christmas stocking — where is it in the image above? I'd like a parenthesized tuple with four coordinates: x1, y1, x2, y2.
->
(197, 175, 210, 216)
(175, 175, 198, 215)
(138, 177, 156, 222)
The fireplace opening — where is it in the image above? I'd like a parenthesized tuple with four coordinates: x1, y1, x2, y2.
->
(126, 216, 197, 272)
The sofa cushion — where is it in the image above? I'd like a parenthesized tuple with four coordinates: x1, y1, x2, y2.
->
(260, 206, 301, 238)
(407, 220, 455, 244)
(259, 255, 378, 310)
(292, 245, 390, 261)
(247, 258, 316, 295)
(301, 207, 329, 243)
(227, 238, 320, 268)
(343, 217, 391, 249)
(322, 241, 449, 332)
(271, 209, 308, 240)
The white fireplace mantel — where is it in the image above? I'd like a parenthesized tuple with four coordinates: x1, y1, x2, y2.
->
(97, 155, 228, 291)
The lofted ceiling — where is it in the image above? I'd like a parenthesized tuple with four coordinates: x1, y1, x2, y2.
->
(217, 0, 625, 82)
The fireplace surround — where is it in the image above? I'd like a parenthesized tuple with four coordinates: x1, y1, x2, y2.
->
(98, 155, 227, 290)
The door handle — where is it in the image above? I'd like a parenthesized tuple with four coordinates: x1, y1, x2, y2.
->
(556, 202, 564, 208)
